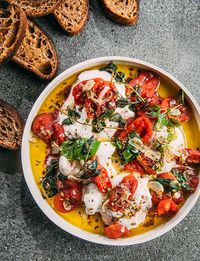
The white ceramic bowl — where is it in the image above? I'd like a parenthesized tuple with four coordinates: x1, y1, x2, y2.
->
(21, 56, 200, 246)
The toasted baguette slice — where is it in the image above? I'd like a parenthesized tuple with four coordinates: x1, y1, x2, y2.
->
(7, 0, 61, 17)
(12, 19, 58, 80)
(53, 0, 89, 35)
(0, 5, 27, 66)
(0, 99, 24, 150)
(102, 0, 138, 25)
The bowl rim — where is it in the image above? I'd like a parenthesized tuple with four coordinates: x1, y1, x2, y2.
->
(21, 56, 200, 246)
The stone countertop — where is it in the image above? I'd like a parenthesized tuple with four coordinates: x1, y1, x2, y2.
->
(0, 1, 199, 260)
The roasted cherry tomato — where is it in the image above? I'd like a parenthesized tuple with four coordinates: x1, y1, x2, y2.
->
(157, 198, 178, 216)
(150, 191, 161, 205)
(185, 149, 200, 164)
(137, 153, 156, 175)
(73, 78, 117, 118)
(104, 222, 129, 239)
(92, 166, 112, 193)
(127, 71, 160, 100)
(127, 116, 153, 144)
(188, 175, 199, 191)
(54, 181, 82, 213)
(158, 172, 176, 180)
(124, 160, 145, 175)
(53, 122, 65, 145)
(161, 97, 190, 122)
(109, 175, 138, 212)
(72, 80, 87, 106)
(32, 113, 54, 142)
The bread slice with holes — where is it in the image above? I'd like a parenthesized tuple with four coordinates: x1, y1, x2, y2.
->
(102, 0, 139, 25)
(12, 19, 58, 80)
(53, 0, 89, 35)
(0, 99, 24, 150)
(6, 0, 61, 17)
(0, 5, 27, 66)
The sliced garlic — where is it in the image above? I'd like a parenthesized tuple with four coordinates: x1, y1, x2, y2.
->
(82, 80, 95, 91)
(145, 149, 161, 162)
(148, 181, 164, 196)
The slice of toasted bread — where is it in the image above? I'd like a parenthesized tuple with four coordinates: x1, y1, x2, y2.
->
(102, 0, 138, 25)
(53, 0, 89, 35)
(0, 99, 24, 150)
(6, 0, 61, 17)
(12, 19, 58, 80)
(0, 5, 27, 66)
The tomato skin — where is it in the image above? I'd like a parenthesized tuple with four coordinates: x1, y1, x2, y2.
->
(127, 116, 153, 144)
(54, 181, 82, 213)
(127, 71, 160, 100)
(104, 222, 129, 239)
(120, 175, 138, 194)
(92, 167, 112, 193)
(151, 191, 161, 205)
(161, 97, 190, 122)
(124, 160, 145, 175)
(158, 172, 176, 180)
(32, 113, 54, 142)
(137, 153, 156, 175)
(53, 122, 65, 145)
(157, 198, 178, 216)
(73, 78, 117, 119)
(189, 175, 199, 191)
(109, 175, 138, 212)
(185, 149, 200, 164)
(72, 81, 87, 105)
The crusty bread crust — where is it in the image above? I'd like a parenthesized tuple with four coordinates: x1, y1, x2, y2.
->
(53, 0, 89, 36)
(0, 5, 27, 67)
(0, 99, 24, 150)
(7, 0, 61, 17)
(12, 19, 58, 80)
(102, 0, 138, 25)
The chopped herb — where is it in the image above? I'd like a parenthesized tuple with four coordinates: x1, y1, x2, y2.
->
(116, 98, 130, 108)
(171, 168, 191, 191)
(99, 62, 126, 82)
(178, 90, 185, 104)
(92, 109, 115, 133)
(154, 178, 180, 192)
(60, 137, 100, 160)
(62, 118, 73, 125)
(68, 108, 80, 119)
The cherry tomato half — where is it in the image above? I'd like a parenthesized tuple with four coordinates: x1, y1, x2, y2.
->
(127, 116, 153, 144)
(185, 149, 200, 164)
(127, 71, 160, 101)
(104, 222, 129, 239)
(53, 122, 65, 145)
(109, 175, 138, 212)
(54, 183, 82, 213)
(157, 198, 178, 216)
(92, 166, 112, 193)
(124, 160, 145, 175)
(32, 113, 54, 142)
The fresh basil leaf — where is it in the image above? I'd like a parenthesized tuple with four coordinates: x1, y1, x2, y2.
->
(167, 118, 181, 127)
(115, 71, 126, 83)
(92, 119, 106, 133)
(128, 104, 136, 112)
(146, 105, 161, 118)
(156, 113, 169, 128)
(99, 62, 118, 73)
(62, 118, 73, 125)
(42, 177, 58, 197)
(60, 138, 100, 160)
(178, 90, 185, 104)
(113, 137, 123, 150)
(110, 113, 123, 122)
(98, 109, 115, 120)
(68, 108, 80, 119)
(155, 178, 180, 192)
(116, 98, 129, 108)
(172, 168, 191, 191)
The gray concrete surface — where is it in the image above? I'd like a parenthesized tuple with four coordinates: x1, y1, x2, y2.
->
(0, 0, 200, 260)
